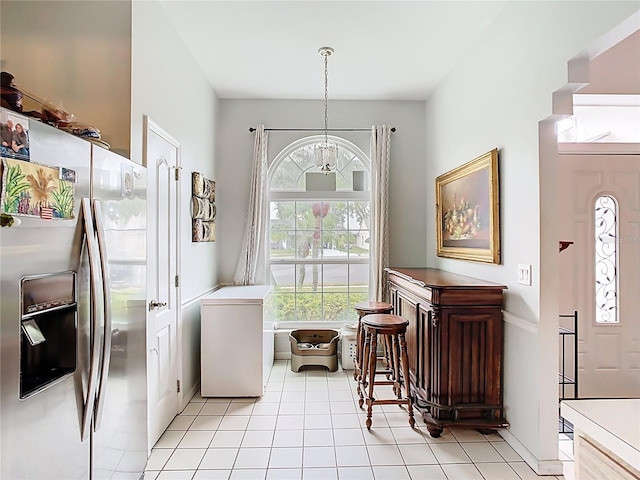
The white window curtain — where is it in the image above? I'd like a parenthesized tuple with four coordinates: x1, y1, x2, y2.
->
(369, 125, 392, 301)
(233, 125, 268, 285)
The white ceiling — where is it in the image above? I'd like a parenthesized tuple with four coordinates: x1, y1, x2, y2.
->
(159, 1, 508, 100)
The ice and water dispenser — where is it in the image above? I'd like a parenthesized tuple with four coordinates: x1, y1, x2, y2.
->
(20, 272, 77, 398)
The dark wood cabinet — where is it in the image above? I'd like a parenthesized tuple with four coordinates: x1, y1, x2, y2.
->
(385, 267, 508, 437)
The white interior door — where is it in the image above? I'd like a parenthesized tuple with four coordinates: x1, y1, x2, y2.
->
(145, 117, 181, 449)
(559, 153, 640, 398)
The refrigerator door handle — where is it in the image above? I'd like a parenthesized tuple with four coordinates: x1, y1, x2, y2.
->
(92, 199, 112, 431)
(80, 197, 103, 442)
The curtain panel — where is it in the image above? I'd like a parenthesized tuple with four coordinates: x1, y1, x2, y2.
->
(369, 125, 392, 301)
(233, 125, 268, 285)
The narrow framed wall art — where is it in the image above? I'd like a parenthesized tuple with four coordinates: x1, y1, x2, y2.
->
(191, 171, 216, 242)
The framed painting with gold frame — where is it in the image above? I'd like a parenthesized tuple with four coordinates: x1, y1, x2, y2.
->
(435, 149, 500, 264)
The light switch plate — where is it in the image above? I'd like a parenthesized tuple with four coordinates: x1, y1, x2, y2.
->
(517, 264, 531, 286)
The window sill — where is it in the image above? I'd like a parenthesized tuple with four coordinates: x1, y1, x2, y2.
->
(274, 321, 355, 331)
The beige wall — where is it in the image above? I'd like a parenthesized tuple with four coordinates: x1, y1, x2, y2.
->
(1, 0, 219, 419)
(424, 1, 639, 473)
(131, 0, 219, 404)
(5, 0, 637, 467)
(0, 0, 132, 157)
(216, 99, 427, 285)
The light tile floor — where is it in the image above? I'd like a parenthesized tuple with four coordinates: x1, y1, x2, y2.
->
(146, 360, 574, 480)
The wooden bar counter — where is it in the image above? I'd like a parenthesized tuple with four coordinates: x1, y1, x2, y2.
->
(385, 267, 508, 437)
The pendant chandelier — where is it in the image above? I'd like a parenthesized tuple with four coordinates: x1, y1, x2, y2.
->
(315, 46, 337, 174)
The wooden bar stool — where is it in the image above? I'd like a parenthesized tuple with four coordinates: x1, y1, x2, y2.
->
(358, 314, 415, 430)
(353, 301, 393, 382)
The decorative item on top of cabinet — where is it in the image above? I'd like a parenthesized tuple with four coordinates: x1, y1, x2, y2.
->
(1, 72, 110, 149)
(385, 267, 508, 438)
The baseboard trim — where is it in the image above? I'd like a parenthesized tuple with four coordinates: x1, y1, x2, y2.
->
(180, 381, 200, 412)
(275, 352, 291, 360)
(499, 429, 564, 475)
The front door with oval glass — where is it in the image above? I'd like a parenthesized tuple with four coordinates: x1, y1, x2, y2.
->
(559, 154, 640, 398)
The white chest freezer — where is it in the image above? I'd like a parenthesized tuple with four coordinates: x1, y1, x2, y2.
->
(200, 285, 275, 396)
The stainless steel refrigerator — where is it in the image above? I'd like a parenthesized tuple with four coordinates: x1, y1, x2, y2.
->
(0, 108, 148, 479)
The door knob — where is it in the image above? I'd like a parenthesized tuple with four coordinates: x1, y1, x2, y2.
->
(149, 300, 167, 311)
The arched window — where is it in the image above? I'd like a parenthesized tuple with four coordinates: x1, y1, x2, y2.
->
(268, 135, 370, 324)
(594, 194, 619, 323)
